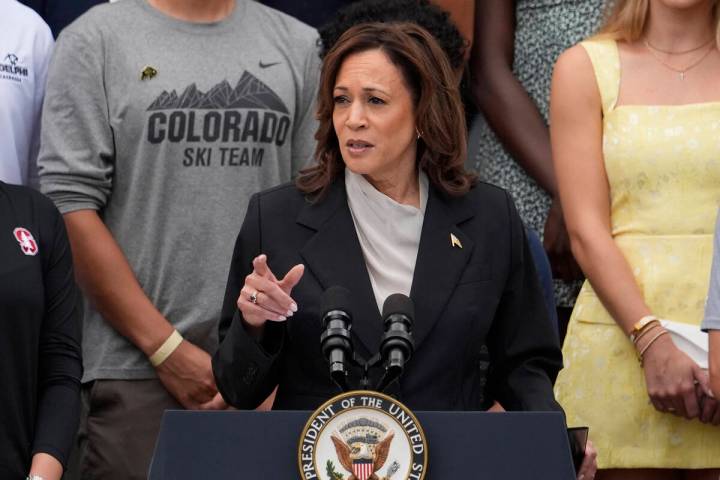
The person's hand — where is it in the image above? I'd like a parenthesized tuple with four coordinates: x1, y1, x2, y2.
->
(576, 440, 597, 480)
(237, 254, 304, 329)
(155, 339, 228, 410)
(487, 401, 505, 412)
(29, 453, 63, 480)
(544, 197, 583, 282)
(696, 374, 720, 425)
(641, 334, 709, 419)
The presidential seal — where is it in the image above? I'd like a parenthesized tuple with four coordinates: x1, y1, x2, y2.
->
(298, 391, 428, 480)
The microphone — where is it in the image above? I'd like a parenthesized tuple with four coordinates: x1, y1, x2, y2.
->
(376, 293, 415, 392)
(319, 286, 354, 392)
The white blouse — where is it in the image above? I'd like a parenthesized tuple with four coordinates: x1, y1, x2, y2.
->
(345, 168, 429, 313)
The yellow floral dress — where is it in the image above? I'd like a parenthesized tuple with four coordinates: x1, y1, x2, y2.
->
(554, 39, 720, 469)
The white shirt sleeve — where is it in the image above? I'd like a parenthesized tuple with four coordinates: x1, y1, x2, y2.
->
(27, 20, 54, 189)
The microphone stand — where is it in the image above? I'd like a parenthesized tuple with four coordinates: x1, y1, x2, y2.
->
(343, 352, 400, 394)
(355, 353, 382, 391)
(375, 363, 402, 393)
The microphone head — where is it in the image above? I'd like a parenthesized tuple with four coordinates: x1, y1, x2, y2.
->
(321, 286, 353, 320)
(381, 293, 414, 323)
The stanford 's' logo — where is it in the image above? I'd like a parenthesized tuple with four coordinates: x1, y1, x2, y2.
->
(13, 227, 38, 256)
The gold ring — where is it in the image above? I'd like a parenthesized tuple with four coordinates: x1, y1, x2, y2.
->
(250, 291, 259, 304)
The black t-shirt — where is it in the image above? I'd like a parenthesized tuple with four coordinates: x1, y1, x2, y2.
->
(0, 182, 82, 478)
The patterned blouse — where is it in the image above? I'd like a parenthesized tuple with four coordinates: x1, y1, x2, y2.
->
(469, 0, 607, 307)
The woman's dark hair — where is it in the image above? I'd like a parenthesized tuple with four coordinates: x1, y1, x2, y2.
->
(318, 0, 467, 71)
(296, 22, 476, 198)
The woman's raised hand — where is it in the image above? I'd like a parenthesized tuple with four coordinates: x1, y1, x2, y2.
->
(237, 254, 304, 330)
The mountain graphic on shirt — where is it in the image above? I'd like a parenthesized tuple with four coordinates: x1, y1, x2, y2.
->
(147, 71, 289, 114)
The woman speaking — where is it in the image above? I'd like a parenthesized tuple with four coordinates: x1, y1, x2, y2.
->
(214, 20, 569, 447)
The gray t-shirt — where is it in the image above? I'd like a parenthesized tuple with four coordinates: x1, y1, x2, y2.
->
(38, 0, 320, 381)
(703, 210, 720, 331)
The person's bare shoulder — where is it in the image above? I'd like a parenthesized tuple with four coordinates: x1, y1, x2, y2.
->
(552, 43, 601, 111)
(552, 44, 602, 118)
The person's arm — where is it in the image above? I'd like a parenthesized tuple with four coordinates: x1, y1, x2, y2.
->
(486, 203, 600, 475)
(471, 0, 580, 280)
(38, 27, 224, 410)
(213, 194, 302, 408)
(711, 331, 720, 397)
(63, 211, 224, 409)
(213, 194, 274, 408)
(550, 44, 710, 419)
(486, 191, 563, 412)
(29, 199, 82, 480)
(703, 213, 720, 402)
(27, 18, 54, 189)
(471, 0, 555, 195)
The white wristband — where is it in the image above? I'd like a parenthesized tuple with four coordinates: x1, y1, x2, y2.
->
(149, 330, 183, 367)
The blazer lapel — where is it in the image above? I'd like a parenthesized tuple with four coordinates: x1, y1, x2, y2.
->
(410, 187, 475, 350)
(297, 180, 382, 355)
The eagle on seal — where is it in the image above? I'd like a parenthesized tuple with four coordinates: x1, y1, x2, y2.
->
(331, 430, 395, 480)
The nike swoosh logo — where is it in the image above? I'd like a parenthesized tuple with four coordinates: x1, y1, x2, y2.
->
(259, 61, 280, 69)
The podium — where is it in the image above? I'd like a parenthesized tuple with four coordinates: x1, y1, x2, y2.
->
(149, 410, 576, 479)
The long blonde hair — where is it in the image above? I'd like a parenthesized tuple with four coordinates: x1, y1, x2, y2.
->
(598, 0, 720, 45)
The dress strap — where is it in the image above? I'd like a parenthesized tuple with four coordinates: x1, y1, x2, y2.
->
(580, 39, 621, 115)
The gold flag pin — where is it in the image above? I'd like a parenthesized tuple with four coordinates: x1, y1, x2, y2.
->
(140, 65, 158, 81)
(450, 233, 462, 249)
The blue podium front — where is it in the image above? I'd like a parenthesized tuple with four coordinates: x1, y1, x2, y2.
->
(149, 410, 575, 479)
